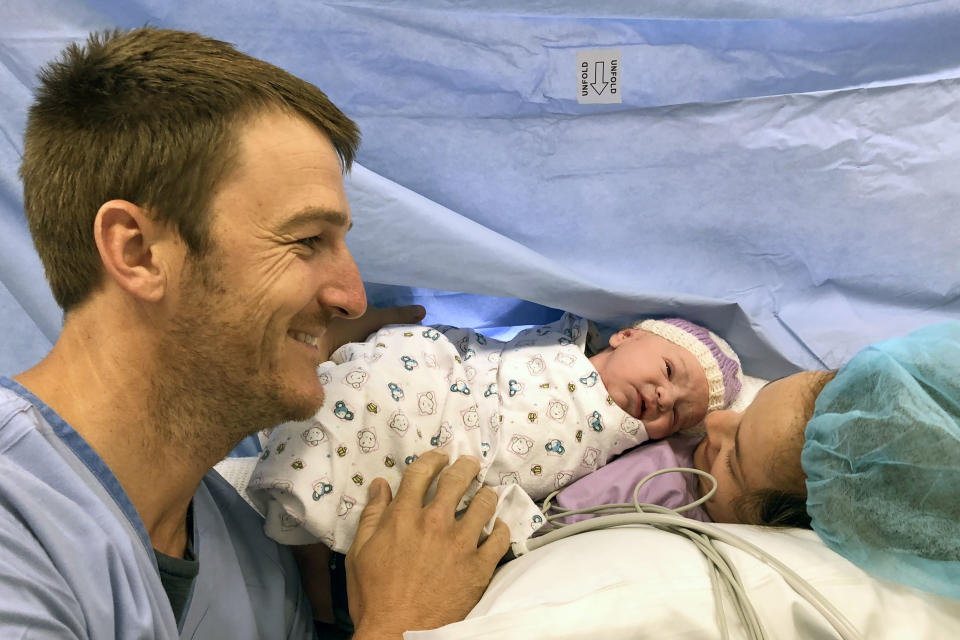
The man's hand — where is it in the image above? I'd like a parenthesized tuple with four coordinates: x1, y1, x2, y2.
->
(346, 451, 510, 638)
(321, 304, 426, 357)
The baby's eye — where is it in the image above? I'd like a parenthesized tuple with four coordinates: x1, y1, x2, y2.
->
(664, 360, 672, 378)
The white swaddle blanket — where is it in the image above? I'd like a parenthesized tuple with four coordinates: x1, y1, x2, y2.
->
(248, 313, 651, 552)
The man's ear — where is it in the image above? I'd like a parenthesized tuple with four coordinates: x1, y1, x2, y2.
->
(93, 200, 180, 303)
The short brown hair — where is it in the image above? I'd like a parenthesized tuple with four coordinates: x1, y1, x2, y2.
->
(20, 28, 360, 312)
(733, 369, 838, 528)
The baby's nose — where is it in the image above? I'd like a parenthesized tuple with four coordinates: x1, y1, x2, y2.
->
(656, 385, 675, 410)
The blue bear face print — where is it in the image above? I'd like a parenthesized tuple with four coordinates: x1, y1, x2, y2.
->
(481, 442, 490, 458)
(312, 482, 333, 501)
(476, 333, 487, 345)
(450, 380, 471, 395)
(508, 379, 522, 397)
(579, 371, 599, 387)
(545, 438, 565, 455)
(421, 328, 441, 341)
(400, 355, 418, 370)
(588, 410, 604, 432)
(388, 382, 404, 401)
(462, 347, 476, 361)
(532, 514, 543, 525)
(404, 454, 419, 465)
(483, 383, 497, 398)
(333, 401, 355, 420)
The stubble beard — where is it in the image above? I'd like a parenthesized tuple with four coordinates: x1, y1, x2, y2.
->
(149, 254, 324, 457)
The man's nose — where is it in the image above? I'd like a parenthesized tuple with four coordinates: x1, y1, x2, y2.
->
(319, 247, 367, 319)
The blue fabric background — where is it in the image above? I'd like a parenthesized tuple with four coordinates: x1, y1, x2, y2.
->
(3, 1, 959, 379)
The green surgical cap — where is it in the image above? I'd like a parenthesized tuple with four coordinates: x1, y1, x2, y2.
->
(803, 322, 960, 601)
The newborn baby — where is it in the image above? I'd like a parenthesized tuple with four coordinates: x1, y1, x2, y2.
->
(249, 313, 742, 552)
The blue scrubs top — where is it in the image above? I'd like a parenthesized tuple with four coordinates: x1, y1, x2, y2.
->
(0, 378, 316, 639)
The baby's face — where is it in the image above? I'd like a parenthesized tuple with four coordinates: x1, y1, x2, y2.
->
(589, 329, 708, 438)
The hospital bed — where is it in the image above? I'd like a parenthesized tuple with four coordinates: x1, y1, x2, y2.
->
(3, 1, 959, 638)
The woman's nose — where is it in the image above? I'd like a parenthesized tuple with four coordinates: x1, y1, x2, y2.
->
(704, 409, 738, 439)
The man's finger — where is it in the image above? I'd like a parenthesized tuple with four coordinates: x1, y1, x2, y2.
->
(454, 486, 498, 536)
(391, 449, 450, 508)
(430, 455, 482, 512)
(348, 478, 393, 559)
(477, 518, 511, 565)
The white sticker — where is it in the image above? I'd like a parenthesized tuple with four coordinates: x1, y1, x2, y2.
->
(577, 49, 621, 104)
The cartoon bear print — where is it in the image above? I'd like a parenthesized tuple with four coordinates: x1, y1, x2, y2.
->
(620, 416, 643, 436)
(332, 401, 355, 421)
(312, 478, 334, 501)
(489, 412, 502, 432)
(336, 495, 357, 519)
(388, 411, 410, 435)
(487, 351, 501, 364)
(526, 355, 547, 376)
(423, 353, 438, 368)
(555, 471, 574, 489)
(318, 372, 332, 385)
(417, 391, 437, 416)
(449, 379, 471, 395)
(544, 438, 566, 456)
(344, 369, 368, 389)
(461, 405, 480, 430)
(508, 434, 535, 458)
(430, 423, 454, 447)
(499, 471, 521, 486)
(587, 410, 605, 432)
(581, 447, 601, 468)
(357, 429, 378, 453)
(547, 399, 568, 422)
(554, 352, 576, 368)
(464, 365, 476, 381)
(301, 426, 327, 446)
(279, 512, 302, 530)
(579, 371, 599, 387)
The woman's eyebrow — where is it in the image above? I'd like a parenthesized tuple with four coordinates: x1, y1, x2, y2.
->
(733, 425, 744, 486)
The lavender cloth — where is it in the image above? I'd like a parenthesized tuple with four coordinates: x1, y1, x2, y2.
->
(553, 434, 711, 523)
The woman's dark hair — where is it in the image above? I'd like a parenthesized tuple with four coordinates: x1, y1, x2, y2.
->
(731, 369, 838, 528)
(733, 488, 812, 529)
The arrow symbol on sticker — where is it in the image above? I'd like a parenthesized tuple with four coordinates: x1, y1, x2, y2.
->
(591, 61, 609, 95)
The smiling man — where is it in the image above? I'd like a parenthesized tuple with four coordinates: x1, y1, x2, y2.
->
(0, 28, 508, 639)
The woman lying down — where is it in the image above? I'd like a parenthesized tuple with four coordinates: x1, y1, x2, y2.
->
(249, 312, 960, 601)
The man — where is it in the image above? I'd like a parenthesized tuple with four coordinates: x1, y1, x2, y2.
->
(0, 27, 509, 638)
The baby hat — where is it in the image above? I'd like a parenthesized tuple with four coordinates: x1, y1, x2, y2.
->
(803, 321, 960, 601)
(632, 318, 742, 411)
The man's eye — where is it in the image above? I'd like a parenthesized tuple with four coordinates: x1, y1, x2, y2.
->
(296, 235, 324, 249)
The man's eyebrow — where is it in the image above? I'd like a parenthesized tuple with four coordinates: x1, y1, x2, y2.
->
(276, 207, 351, 235)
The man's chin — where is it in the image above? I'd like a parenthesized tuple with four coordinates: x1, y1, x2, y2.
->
(279, 384, 325, 422)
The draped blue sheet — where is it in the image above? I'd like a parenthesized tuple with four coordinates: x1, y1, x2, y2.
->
(2, 1, 959, 380)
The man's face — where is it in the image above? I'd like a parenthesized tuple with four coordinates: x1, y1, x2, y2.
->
(159, 109, 366, 429)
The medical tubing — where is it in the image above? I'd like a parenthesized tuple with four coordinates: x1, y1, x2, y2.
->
(522, 467, 862, 640)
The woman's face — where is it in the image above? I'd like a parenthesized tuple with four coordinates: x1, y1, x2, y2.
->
(692, 371, 824, 522)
